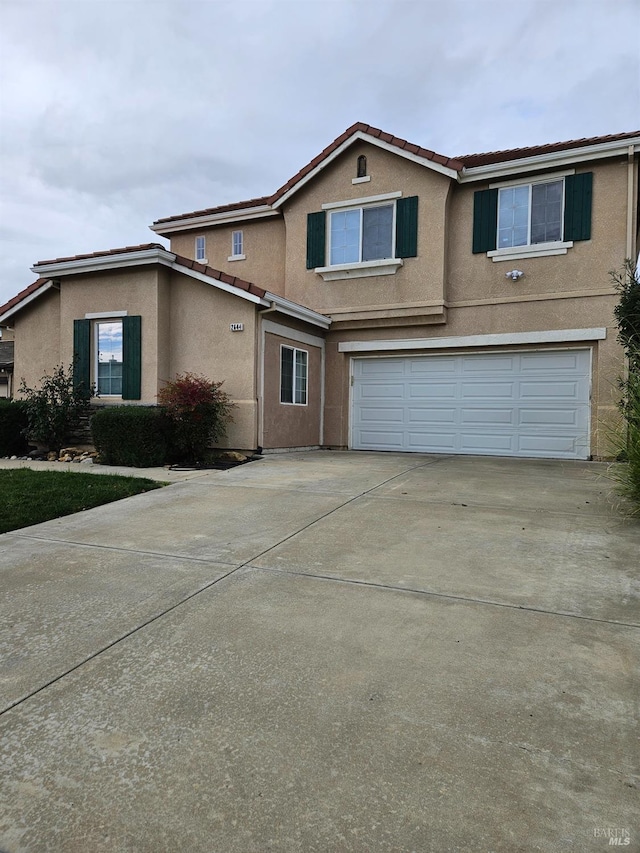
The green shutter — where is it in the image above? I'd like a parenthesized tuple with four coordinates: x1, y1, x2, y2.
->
(395, 196, 418, 258)
(472, 188, 498, 253)
(73, 319, 91, 394)
(564, 172, 592, 242)
(122, 315, 141, 400)
(306, 211, 326, 269)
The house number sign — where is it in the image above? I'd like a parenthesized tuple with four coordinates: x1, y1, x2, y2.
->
(230, 323, 244, 332)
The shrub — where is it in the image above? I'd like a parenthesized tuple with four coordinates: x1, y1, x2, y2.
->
(0, 399, 29, 456)
(91, 406, 171, 467)
(158, 373, 235, 465)
(608, 261, 640, 514)
(19, 364, 93, 453)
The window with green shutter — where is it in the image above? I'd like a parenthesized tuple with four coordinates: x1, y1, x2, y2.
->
(473, 173, 592, 256)
(74, 314, 141, 401)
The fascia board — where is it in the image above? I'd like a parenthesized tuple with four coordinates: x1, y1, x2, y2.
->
(0, 281, 55, 324)
(338, 327, 607, 353)
(264, 292, 331, 328)
(32, 248, 176, 277)
(150, 207, 278, 235)
(272, 131, 459, 209)
(171, 263, 269, 306)
(458, 139, 640, 183)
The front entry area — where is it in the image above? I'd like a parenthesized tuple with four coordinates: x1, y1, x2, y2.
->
(350, 349, 591, 459)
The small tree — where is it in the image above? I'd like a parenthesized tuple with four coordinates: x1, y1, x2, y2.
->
(158, 373, 235, 464)
(19, 364, 93, 454)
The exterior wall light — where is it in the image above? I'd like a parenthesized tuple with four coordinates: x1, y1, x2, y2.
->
(505, 269, 524, 281)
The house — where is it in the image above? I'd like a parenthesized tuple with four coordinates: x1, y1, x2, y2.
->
(1, 123, 639, 459)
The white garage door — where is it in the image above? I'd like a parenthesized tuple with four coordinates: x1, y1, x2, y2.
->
(351, 350, 591, 459)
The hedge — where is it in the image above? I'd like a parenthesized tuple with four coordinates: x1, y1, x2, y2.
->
(0, 399, 29, 456)
(91, 406, 170, 467)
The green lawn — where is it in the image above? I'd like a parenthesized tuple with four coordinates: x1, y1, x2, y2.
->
(0, 469, 164, 534)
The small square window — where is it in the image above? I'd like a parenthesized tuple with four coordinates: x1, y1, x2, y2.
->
(280, 345, 307, 405)
(195, 236, 206, 261)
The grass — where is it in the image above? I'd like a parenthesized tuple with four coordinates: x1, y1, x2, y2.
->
(0, 469, 164, 534)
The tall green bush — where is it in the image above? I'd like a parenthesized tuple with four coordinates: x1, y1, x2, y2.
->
(158, 373, 235, 464)
(91, 407, 170, 467)
(19, 364, 93, 453)
(0, 399, 29, 456)
(609, 261, 640, 514)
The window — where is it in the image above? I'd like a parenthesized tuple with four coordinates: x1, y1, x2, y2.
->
(232, 231, 243, 256)
(473, 172, 593, 257)
(498, 179, 563, 249)
(96, 321, 123, 396)
(330, 204, 394, 265)
(195, 236, 206, 261)
(73, 315, 141, 400)
(280, 345, 307, 405)
(306, 195, 418, 277)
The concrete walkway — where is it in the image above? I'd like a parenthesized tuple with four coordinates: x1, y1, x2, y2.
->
(0, 451, 638, 852)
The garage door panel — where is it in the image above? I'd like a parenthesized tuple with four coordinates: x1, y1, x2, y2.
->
(460, 381, 515, 398)
(408, 383, 457, 400)
(358, 383, 405, 400)
(459, 432, 516, 452)
(519, 380, 583, 400)
(407, 432, 457, 450)
(352, 350, 591, 460)
(519, 408, 584, 427)
(461, 356, 516, 373)
(408, 407, 457, 425)
(359, 407, 405, 423)
(461, 408, 515, 426)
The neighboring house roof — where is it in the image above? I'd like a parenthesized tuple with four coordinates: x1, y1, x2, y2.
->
(0, 340, 14, 368)
(0, 244, 330, 329)
(151, 123, 640, 233)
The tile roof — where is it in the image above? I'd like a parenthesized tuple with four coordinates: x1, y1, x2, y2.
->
(34, 243, 167, 266)
(0, 278, 50, 319)
(172, 254, 266, 299)
(2, 246, 267, 317)
(152, 122, 465, 227)
(152, 124, 639, 228)
(457, 130, 640, 168)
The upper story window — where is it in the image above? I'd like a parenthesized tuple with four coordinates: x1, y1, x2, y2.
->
(195, 236, 206, 262)
(498, 179, 563, 249)
(330, 203, 394, 265)
(473, 171, 593, 261)
(228, 230, 245, 261)
(306, 192, 418, 281)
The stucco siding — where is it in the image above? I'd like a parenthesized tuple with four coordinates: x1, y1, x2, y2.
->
(170, 218, 286, 295)
(168, 272, 258, 450)
(262, 331, 322, 449)
(13, 288, 61, 392)
(282, 141, 451, 315)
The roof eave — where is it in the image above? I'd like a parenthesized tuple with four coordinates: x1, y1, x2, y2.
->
(0, 281, 56, 324)
(150, 205, 279, 236)
(458, 138, 640, 183)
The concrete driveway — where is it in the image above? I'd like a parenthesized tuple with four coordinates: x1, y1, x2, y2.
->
(0, 451, 638, 853)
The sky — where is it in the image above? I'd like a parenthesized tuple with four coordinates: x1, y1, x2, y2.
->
(0, 0, 639, 309)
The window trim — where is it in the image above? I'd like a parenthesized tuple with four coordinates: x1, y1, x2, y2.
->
(94, 319, 124, 398)
(280, 344, 308, 406)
